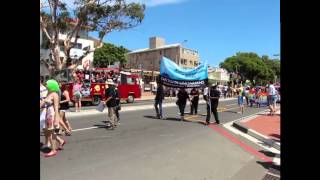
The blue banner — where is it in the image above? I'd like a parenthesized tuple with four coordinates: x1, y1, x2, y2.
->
(160, 57, 208, 88)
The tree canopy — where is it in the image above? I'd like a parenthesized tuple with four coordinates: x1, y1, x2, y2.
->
(219, 52, 280, 85)
(93, 43, 129, 67)
(40, 0, 145, 71)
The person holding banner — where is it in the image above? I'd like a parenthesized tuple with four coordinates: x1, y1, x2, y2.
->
(177, 88, 190, 121)
(154, 79, 165, 119)
(190, 88, 199, 115)
(205, 84, 221, 125)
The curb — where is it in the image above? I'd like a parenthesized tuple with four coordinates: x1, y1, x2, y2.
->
(232, 116, 280, 151)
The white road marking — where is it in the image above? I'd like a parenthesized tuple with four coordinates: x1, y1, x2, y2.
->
(72, 126, 100, 132)
(224, 103, 238, 107)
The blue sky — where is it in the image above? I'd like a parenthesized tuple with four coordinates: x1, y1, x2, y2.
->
(88, 0, 280, 67)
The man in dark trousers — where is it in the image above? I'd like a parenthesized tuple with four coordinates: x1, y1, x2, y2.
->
(190, 88, 199, 115)
(206, 84, 221, 125)
(154, 79, 164, 119)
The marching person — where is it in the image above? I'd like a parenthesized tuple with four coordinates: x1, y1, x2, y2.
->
(190, 87, 199, 115)
(59, 83, 72, 136)
(40, 77, 48, 150)
(177, 88, 190, 121)
(244, 86, 250, 106)
(267, 81, 277, 115)
(154, 78, 165, 119)
(104, 79, 117, 130)
(114, 84, 121, 123)
(205, 84, 221, 125)
(223, 85, 228, 99)
(40, 80, 66, 157)
(236, 84, 244, 114)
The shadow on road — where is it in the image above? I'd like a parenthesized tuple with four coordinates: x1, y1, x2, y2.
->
(257, 161, 280, 174)
(144, 115, 181, 121)
(223, 110, 238, 114)
(259, 150, 277, 157)
(256, 161, 273, 170)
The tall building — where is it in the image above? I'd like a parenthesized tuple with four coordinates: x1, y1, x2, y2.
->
(126, 37, 200, 71)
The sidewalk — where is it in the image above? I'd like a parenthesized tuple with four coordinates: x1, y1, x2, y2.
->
(232, 110, 281, 151)
(136, 91, 155, 101)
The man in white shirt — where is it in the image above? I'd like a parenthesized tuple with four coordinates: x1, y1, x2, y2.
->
(267, 81, 277, 115)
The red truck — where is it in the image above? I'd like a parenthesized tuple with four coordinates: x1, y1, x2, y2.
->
(53, 68, 142, 105)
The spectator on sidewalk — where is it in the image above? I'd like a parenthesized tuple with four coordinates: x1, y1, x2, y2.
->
(104, 79, 117, 129)
(206, 84, 221, 125)
(176, 88, 190, 121)
(267, 81, 277, 116)
(154, 79, 164, 119)
(190, 88, 199, 115)
(73, 79, 82, 112)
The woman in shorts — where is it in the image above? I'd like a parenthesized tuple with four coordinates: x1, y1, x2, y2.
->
(59, 84, 72, 135)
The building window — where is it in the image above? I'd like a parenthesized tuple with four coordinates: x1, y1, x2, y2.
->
(189, 61, 192, 65)
(160, 51, 162, 55)
(181, 59, 184, 64)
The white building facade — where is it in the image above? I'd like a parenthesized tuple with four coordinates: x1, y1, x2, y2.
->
(208, 67, 230, 85)
(40, 27, 95, 71)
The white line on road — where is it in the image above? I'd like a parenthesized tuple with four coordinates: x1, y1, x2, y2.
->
(72, 126, 100, 132)
(224, 103, 238, 107)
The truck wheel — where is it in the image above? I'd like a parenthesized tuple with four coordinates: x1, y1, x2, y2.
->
(92, 96, 101, 106)
(127, 95, 135, 103)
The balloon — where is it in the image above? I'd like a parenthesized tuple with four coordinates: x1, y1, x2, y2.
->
(46, 79, 60, 92)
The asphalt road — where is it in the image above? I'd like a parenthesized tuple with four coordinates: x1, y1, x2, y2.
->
(68, 97, 177, 111)
(41, 99, 272, 180)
